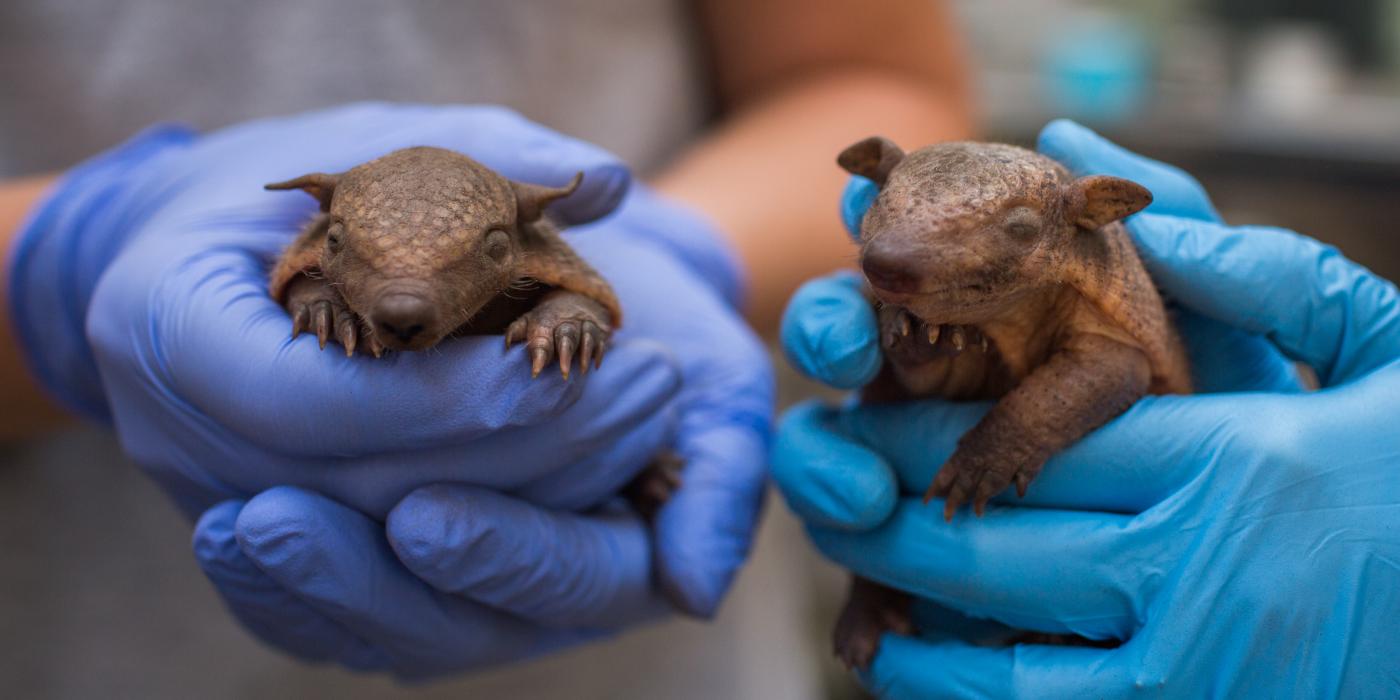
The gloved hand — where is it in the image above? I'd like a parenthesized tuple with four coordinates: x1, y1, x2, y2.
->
(11, 103, 772, 678)
(773, 121, 1400, 696)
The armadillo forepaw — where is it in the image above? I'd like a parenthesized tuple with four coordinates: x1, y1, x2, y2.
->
(925, 448, 1047, 520)
(506, 291, 611, 380)
(283, 276, 376, 358)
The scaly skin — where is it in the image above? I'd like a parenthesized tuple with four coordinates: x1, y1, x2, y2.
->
(830, 137, 1192, 671)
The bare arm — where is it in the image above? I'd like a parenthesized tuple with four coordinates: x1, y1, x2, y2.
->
(656, 0, 975, 330)
(0, 174, 70, 440)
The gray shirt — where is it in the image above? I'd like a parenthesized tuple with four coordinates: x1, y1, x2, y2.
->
(0, 0, 709, 177)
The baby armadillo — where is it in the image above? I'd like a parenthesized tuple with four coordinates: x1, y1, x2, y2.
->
(831, 136, 1191, 670)
(265, 146, 680, 520)
(266, 146, 617, 378)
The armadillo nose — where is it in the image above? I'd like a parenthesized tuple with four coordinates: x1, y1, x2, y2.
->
(373, 293, 436, 344)
(861, 239, 922, 294)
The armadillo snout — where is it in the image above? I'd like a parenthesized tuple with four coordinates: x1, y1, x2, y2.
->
(372, 293, 437, 346)
(861, 238, 923, 295)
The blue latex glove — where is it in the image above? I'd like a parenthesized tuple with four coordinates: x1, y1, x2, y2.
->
(11, 104, 772, 678)
(774, 122, 1400, 696)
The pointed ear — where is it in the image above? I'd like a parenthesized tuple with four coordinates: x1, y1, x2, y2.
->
(264, 173, 341, 211)
(1065, 175, 1153, 230)
(512, 172, 583, 223)
(837, 136, 905, 187)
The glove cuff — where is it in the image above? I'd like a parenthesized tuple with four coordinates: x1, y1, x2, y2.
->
(602, 185, 748, 311)
(6, 124, 196, 421)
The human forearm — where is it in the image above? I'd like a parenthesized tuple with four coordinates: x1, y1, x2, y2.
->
(654, 70, 973, 330)
(0, 174, 69, 440)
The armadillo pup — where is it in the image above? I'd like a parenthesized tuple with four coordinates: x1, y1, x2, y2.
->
(266, 146, 618, 378)
(831, 136, 1191, 670)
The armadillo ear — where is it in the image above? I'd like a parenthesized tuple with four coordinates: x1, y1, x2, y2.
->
(1065, 176, 1152, 230)
(512, 172, 583, 223)
(837, 136, 906, 187)
(264, 173, 341, 212)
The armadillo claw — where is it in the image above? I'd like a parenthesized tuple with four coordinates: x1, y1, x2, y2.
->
(555, 322, 580, 380)
(366, 333, 385, 358)
(312, 301, 333, 350)
(925, 451, 989, 521)
(282, 276, 373, 357)
(291, 305, 311, 339)
(504, 318, 527, 349)
(583, 321, 607, 371)
(927, 449, 1048, 520)
(579, 326, 596, 374)
(338, 317, 358, 357)
(593, 337, 608, 369)
(507, 292, 612, 379)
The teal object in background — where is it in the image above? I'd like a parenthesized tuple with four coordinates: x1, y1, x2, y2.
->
(1042, 15, 1152, 124)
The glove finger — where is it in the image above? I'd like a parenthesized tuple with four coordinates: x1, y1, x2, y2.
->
(387, 485, 666, 628)
(1036, 119, 1221, 223)
(770, 401, 899, 531)
(1129, 213, 1400, 386)
(653, 422, 769, 618)
(241, 341, 681, 518)
(839, 392, 1251, 514)
(841, 175, 881, 239)
(234, 486, 595, 680)
(863, 634, 1129, 700)
(192, 500, 389, 671)
(574, 235, 775, 619)
(780, 271, 882, 390)
(810, 499, 1141, 639)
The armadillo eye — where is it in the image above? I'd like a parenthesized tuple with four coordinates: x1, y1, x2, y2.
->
(485, 228, 511, 262)
(1007, 222, 1038, 239)
(326, 224, 345, 253)
(1003, 207, 1041, 240)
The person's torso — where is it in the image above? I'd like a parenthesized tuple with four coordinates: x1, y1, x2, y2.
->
(0, 0, 711, 177)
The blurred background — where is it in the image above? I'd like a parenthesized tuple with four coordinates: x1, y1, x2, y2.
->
(965, 0, 1400, 283)
(2, 1, 1398, 698)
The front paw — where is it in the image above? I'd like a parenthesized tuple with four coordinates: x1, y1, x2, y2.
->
(924, 446, 1045, 520)
(283, 276, 381, 357)
(504, 290, 612, 379)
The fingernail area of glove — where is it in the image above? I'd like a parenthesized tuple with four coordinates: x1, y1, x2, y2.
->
(233, 488, 357, 595)
(782, 290, 880, 389)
